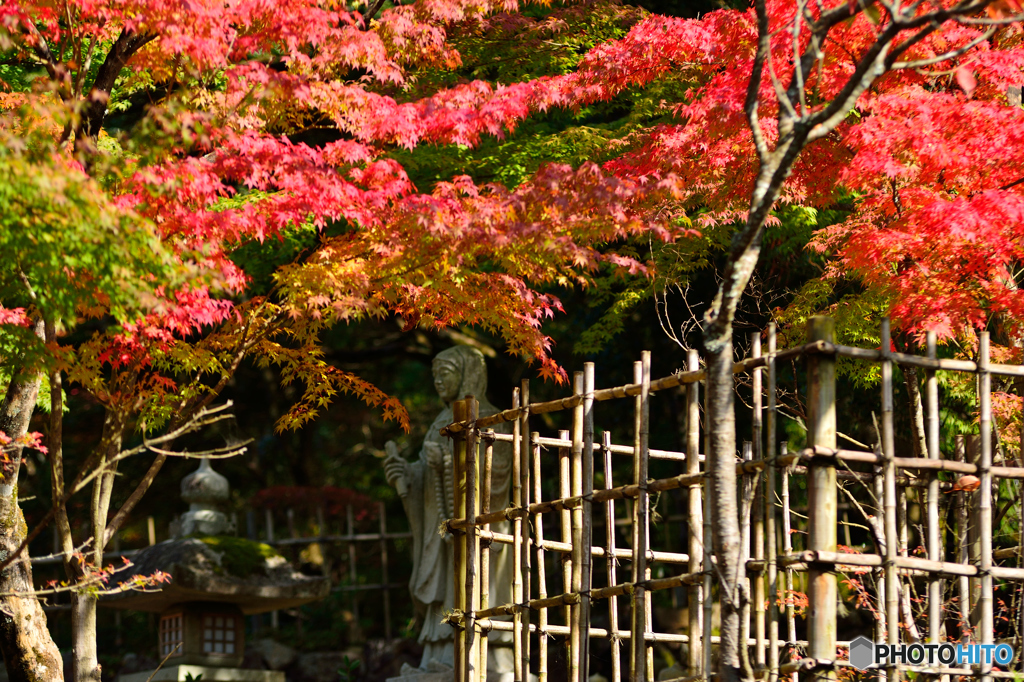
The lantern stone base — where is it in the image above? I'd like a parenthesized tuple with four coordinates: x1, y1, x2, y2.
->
(118, 665, 284, 682)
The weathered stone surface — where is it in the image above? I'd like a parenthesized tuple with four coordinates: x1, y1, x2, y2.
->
(251, 639, 297, 671)
(101, 538, 329, 614)
(385, 661, 452, 682)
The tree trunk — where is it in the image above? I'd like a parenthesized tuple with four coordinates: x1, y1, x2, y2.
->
(707, 342, 743, 682)
(71, 408, 124, 682)
(0, 510, 65, 682)
(72, 594, 101, 682)
(0, 319, 64, 682)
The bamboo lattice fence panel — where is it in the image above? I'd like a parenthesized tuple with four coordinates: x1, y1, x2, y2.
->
(442, 316, 1024, 682)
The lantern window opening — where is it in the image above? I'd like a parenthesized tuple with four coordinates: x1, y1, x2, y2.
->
(159, 613, 184, 657)
(202, 614, 238, 654)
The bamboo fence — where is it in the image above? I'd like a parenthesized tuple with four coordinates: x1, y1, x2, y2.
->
(439, 316, 1024, 682)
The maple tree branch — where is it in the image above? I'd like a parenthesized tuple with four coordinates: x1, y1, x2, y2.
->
(102, 403, 245, 545)
(18, 19, 68, 94)
(955, 11, 1024, 24)
(79, 28, 157, 142)
(0, 402, 241, 577)
(44, 317, 78, 580)
(362, 0, 389, 28)
(745, 0, 772, 162)
(892, 27, 996, 68)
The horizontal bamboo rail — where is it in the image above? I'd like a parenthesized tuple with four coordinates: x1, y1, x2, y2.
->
(441, 340, 1024, 438)
(781, 549, 1024, 580)
(448, 461, 761, 531)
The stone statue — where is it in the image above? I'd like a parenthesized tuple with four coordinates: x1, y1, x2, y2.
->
(384, 346, 515, 680)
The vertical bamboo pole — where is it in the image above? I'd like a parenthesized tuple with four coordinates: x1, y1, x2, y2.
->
(559, 427, 573, 637)
(480, 433, 494, 682)
(264, 509, 279, 630)
(766, 326, 779, 682)
(581, 364, 595, 680)
(1019, 377, 1024, 666)
(686, 349, 703, 678)
(806, 317, 837, 682)
(881, 319, 899, 682)
(532, 432, 549, 682)
(347, 504, 359, 636)
(752, 333, 766, 671)
(956, 434, 970, 641)
(570, 372, 585, 682)
(702, 372, 714, 679)
(979, 332, 994, 682)
(780, 443, 796, 682)
(630, 354, 652, 682)
(520, 382, 532, 680)
(512, 388, 525, 682)
(925, 332, 942, 647)
(740, 440, 754, 674)
(454, 399, 469, 682)
(873, 456, 887, 655)
(603, 430, 622, 682)
(378, 500, 393, 641)
(466, 398, 481, 682)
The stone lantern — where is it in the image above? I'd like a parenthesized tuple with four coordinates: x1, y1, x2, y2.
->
(107, 459, 330, 682)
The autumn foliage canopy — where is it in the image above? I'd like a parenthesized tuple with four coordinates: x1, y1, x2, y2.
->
(0, 0, 1022, 433)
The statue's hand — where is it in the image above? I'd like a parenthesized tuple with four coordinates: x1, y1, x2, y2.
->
(383, 441, 410, 496)
(423, 442, 445, 469)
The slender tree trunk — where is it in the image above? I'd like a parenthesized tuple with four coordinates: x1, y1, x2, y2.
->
(903, 366, 928, 458)
(72, 595, 100, 682)
(0, 320, 64, 682)
(707, 342, 743, 682)
(71, 408, 124, 682)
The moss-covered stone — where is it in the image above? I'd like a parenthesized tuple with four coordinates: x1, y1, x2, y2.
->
(194, 535, 281, 578)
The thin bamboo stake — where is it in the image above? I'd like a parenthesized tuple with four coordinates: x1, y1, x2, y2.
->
(516, 378, 532, 679)
(806, 317, 837, 682)
(378, 501, 392, 641)
(346, 504, 359, 639)
(954, 434, 971, 640)
(570, 372, 585, 682)
(603, 430, 623, 682)
(630, 354, 653, 682)
(752, 333, 766, 670)
(766, 326, 779, 682)
(1019, 376, 1024, 669)
(480, 433, 493, 682)
(511, 387, 523, 682)
(873, 454, 887, 664)
(454, 399, 469, 682)
(925, 332, 942, 650)
(581, 363, 595, 680)
(740, 440, 754, 676)
(559, 428, 573, 639)
(781, 442, 796, 682)
(703, 374, 714, 679)
(979, 331, 994, 682)
(466, 398, 481, 682)
(881, 319, 899, 682)
(532, 432, 549, 682)
(686, 349, 703, 678)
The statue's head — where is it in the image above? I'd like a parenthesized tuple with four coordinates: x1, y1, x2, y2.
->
(432, 345, 488, 405)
